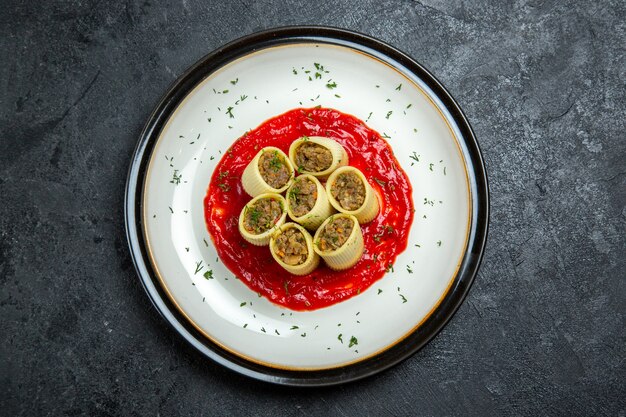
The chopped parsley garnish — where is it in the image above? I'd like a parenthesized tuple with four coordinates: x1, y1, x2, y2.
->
(290, 325, 299, 330)
(409, 152, 420, 163)
(386, 111, 393, 119)
(230, 78, 238, 85)
(395, 83, 402, 91)
(170, 170, 182, 185)
(194, 261, 204, 275)
(268, 151, 283, 171)
(349, 336, 358, 348)
(240, 302, 247, 307)
(406, 265, 413, 274)
(338, 334, 343, 344)
(203, 270, 213, 280)
(326, 81, 337, 89)
(399, 294, 408, 303)
(247, 206, 262, 224)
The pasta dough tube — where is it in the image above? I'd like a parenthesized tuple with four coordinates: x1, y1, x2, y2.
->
(270, 223, 320, 276)
(238, 193, 287, 246)
(313, 214, 364, 271)
(326, 166, 380, 224)
(241, 147, 294, 197)
(286, 174, 335, 230)
(289, 136, 348, 179)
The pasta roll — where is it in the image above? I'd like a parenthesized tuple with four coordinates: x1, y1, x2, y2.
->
(289, 136, 348, 179)
(285, 174, 335, 230)
(270, 223, 320, 276)
(313, 214, 364, 271)
(326, 166, 379, 224)
(238, 193, 287, 246)
(241, 147, 294, 197)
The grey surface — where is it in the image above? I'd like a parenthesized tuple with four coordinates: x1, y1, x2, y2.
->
(1, 0, 625, 415)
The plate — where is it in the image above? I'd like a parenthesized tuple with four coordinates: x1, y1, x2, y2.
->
(125, 26, 488, 386)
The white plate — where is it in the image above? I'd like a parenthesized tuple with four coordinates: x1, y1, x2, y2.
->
(126, 27, 488, 385)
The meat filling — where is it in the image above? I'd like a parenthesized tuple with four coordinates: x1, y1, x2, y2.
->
(330, 172, 366, 211)
(288, 178, 317, 217)
(295, 142, 333, 173)
(258, 150, 291, 189)
(317, 217, 354, 252)
(243, 198, 283, 234)
(274, 228, 308, 266)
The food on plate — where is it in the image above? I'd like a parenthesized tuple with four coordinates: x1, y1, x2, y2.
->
(242, 147, 294, 196)
(270, 223, 320, 275)
(289, 136, 348, 179)
(313, 214, 364, 270)
(285, 174, 334, 230)
(205, 107, 414, 311)
(326, 166, 379, 223)
(238, 193, 287, 246)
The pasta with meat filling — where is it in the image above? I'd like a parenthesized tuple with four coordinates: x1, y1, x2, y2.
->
(238, 193, 287, 246)
(288, 136, 348, 179)
(285, 174, 334, 230)
(270, 223, 320, 275)
(326, 166, 379, 223)
(242, 147, 294, 197)
(313, 214, 364, 270)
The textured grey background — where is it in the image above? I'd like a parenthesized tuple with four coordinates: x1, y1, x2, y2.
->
(1, 0, 625, 416)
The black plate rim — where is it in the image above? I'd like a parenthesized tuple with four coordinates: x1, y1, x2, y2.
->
(124, 25, 489, 387)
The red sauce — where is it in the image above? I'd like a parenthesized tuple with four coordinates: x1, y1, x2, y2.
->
(204, 108, 414, 311)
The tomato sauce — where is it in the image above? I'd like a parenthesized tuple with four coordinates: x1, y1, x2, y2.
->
(204, 108, 414, 311)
